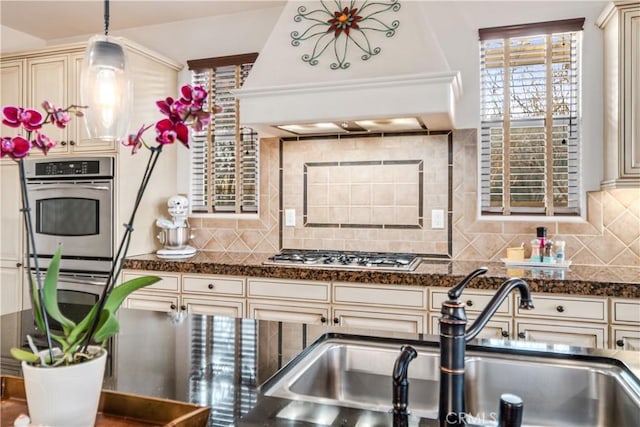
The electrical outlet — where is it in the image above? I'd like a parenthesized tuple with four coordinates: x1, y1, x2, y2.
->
(432, 209, 445, 229)
(285, 209, 296, 227)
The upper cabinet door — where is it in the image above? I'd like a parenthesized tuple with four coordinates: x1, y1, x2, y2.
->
(27, 55, 69, 155)
(1, 59, 26, 136)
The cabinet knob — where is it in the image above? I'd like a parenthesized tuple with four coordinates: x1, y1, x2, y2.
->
(616, 339, 624, 347)
(60, 141, 67, 146)
(466, 300, 474, 307)
(556, 305, 565, 313)
(170, 304, 177, 310)
(501, 330, 509, 338)
(320, 316, 327, 323)
(180, 305, 187, 311)
(333, 317, 340, 325)
(69, 140, 75, 146)
(518, 332, 526, 339)
(207, 283, 214, 290)
(15, 262, 22, 268)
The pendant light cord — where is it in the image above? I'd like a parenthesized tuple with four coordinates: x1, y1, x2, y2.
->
(104, 0, 110, 36)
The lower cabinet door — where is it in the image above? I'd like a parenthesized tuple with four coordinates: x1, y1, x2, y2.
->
(335, 306, 425, 334)
(612, 327, 640, 351)
(182, 296, 244, 318)
(247, 299, 330, 325)
(516, 320, 607, 349)
(124, 293, 179, 313)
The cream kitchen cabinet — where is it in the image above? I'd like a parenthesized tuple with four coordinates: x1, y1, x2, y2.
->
(332, 282, 427, 333)
(1, 59, 25, 135)
(515, 294, 609, 348)
(598, 2, 640, 188)
(610, 298, 640, 350)
(247, 278, 331, 325)
(429, 314, 512, 341)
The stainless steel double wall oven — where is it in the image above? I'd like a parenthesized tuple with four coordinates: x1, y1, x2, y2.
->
(22, 157, 115, 317)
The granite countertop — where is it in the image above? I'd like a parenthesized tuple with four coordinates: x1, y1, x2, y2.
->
(123, 252, 640, 298)
(3, 309, 639, 427)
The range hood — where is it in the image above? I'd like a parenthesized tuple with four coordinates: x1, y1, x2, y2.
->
(235, 1, 461, 137)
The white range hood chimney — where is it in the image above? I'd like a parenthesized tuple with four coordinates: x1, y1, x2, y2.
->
(235, 1, 462, 137)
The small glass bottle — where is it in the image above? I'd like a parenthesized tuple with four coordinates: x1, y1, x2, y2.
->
(555, 240, 566, 263)
(530, 239, 541, 260)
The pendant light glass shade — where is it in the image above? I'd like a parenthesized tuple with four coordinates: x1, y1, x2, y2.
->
(80, 35, 132, 142)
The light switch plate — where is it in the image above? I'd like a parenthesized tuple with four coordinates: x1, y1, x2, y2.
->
(285, 209, 296, 227)
(432, 209, 445, 229)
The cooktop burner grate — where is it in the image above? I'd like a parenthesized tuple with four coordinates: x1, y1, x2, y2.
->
(264, 249, 422, 271)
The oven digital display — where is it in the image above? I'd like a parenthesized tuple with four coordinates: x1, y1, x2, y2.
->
(35, 160, 101, 176)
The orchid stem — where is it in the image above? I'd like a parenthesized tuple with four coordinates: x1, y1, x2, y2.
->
(18, 159, 54, 362)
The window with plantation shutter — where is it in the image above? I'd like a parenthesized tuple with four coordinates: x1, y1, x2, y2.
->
(479, 19, 584, 216)
(187, 53, 259, 214)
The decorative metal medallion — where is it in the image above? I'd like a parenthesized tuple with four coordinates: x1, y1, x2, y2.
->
(291, 0, 401, 70)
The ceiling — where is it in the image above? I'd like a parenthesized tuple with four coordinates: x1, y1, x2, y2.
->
(0, 0, 285, 41)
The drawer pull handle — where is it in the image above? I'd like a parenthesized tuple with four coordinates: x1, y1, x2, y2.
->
(208, 283, 214, 290)
(69, 140, 75, 146)
(616, 339, 624, 347)
(556, 305, 565, 313)
(16, 262, 22, 268)
(170, 304, 177, 310)
(333, 317, 340, 325)
(180, 305, 187, 311)
(466, 300, 474, 307)
(60, 141, 67, 146)
(320, 316, 327, 323)
(518, 332, 526, 339)
(501, 330, 509, 338)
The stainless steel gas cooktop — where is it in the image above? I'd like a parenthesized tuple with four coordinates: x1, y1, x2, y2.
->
(264, 249, 422, 272)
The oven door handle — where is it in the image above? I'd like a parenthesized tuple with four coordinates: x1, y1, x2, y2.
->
(28, 185, 111, 192)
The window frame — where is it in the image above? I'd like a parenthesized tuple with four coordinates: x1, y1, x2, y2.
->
(187, 53, 259, 216)
(478, 18, 585, 217)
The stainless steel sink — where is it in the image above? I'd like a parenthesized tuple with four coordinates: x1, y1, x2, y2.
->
(261, 335, 640, 427)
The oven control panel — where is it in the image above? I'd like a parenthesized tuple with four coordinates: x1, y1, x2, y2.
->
(25, 157, 114, 179)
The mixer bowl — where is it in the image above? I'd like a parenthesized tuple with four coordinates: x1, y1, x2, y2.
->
(157, 227, 192, 249)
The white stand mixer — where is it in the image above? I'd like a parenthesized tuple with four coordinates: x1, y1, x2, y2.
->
(156, 195, 196, 259)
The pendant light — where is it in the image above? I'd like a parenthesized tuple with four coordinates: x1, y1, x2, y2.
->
(81, 0, 132, 142)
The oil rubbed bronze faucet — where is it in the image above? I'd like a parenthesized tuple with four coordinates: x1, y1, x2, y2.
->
(438, 268, 534, 427)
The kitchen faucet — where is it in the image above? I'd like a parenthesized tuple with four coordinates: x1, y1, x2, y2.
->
(438, 268, 534, 426)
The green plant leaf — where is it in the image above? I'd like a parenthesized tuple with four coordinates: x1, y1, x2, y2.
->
(66, 304, 98, 346)
(42, 247, 76, 334)
(10, 347, 39, 363)
(30, 272, 45, 332)
(92, 309, 120, 343)
(103, 276, 161, 313)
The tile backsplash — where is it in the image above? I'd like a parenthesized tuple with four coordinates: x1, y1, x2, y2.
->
(189, 129, 640, 267)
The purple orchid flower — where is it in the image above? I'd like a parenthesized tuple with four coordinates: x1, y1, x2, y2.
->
(2, 106, 43, 131)
(155, 118, 188, 147)
(0, 135, 31, 159)
(32, 132, 56, 155)
(122, 124, 153, 154)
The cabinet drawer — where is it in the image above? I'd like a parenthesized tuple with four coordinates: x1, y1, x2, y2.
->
(247, 300, 330, 324)
(333, 283, 426, 310)
(182, 275, 245, 296)
(611, 327, 640, 351)
(516, 294, 607, 322)
(122, 271, 179, 292)
(125, 293, 179, 313)
(248, 278, 330, 302)
(334, 306, 425, 334)
(611, 299, 640, 324)
(429, 314, 512, 340)
(516, 320, 607, 349)
(431, 289, 512, 315)
(182, 296, 244, 318)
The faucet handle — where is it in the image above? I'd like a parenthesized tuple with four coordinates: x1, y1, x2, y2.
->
(448, 267, 489, 299)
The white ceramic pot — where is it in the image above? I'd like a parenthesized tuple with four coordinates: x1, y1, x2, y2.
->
(21, 346, 107, 427)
